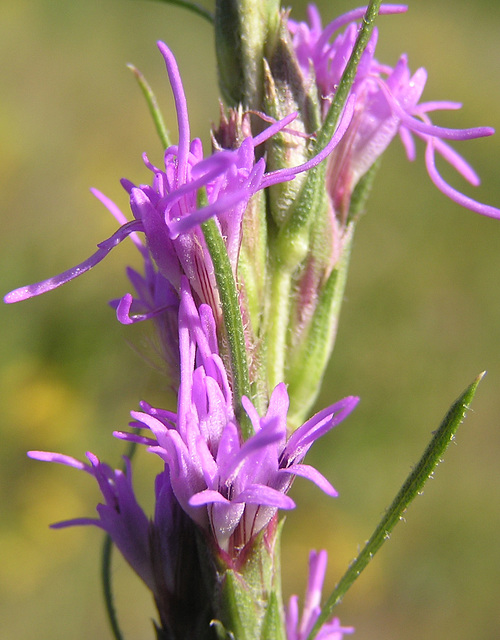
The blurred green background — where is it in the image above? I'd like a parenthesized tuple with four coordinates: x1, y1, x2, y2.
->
(1, 1, 499, 638)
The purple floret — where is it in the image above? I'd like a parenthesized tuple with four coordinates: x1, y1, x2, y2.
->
(27, 450, 155, 590)
(117, 278, 359, 554)
(289, 3, 500, 220)
(285, 549, 355, 640)
(5, 42, 353, 309)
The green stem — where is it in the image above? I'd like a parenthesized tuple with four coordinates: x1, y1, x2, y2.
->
(201, 218, 253, 438)
(102, 535, 125, 640)
(307, 372, 485, 640)
(148, 0, 214, 23)
(266, 264, 292, 392)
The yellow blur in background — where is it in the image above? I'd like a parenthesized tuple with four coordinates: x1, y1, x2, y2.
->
(1, 1, 499, 639)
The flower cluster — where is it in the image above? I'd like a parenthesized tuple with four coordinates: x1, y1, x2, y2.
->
(29, 277, 358, 635)
(288, 4, 500, 221)
(120, 278, 358, 554)
(30, 277, 358, 554)
(6, 3, 499, 639)
(3, 41, 353, 312)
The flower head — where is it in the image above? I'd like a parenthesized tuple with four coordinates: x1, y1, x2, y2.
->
(117, 278, 359, 555)
(27, 450, 155, 589)
(26, 451, 215, 637)
(4, 41, 353, 313)
(289, 4, 500, 221)
(286, 550, 355, 640)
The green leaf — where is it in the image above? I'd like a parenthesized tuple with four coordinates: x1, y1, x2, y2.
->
(219, 569, 260, 640)
(214, 520, 286, 640)
(127, 64, 170, 150)
(286, 225, 354, 428)
(306, 372, 485, 640)
(260, 591, 286, 640)
(346, 157, 381, 224)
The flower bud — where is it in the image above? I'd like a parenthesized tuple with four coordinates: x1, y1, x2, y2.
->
(263, 13, 321, 228)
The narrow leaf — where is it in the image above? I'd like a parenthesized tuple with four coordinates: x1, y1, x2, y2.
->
(260, 591, 286, 640)
(317, 0, 383, 150)
(201, 217, 253, 438)
(219, 569, 258, 640)
(127, 64, 171, 150)
(307, 371, 485, 640)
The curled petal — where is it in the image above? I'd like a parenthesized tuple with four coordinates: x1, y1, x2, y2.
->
(381, 78, 495, 141)
(157, 41, 190, 183)
(112, 292, 176, 324)
(113, 430, 158, 446)
(168, 188, 251, 238)
(425, 140, 500, 219)
(432, 137, 481, 186)
(314, 5, 407, 52)
(28, 451, 89, 472)
(4, 220, 143, 303)
(286, 396, 360, 458)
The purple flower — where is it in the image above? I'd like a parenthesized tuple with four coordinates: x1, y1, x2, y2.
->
(27, 451, 155, 589)
(4, 42, 354, 311)
(26, 451, 215, 637)
(286, 550, 355, 640)
(289, 4, 500, 220)
(117, 278, 359, 555)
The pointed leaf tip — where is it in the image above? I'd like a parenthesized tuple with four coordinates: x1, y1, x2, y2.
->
(306, 372, 485, 640)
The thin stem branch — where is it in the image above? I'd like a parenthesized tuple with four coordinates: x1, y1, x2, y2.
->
(101, 439, 139, 640)
(102, 535, 125, 640)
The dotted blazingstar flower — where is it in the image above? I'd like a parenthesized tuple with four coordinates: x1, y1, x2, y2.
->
(26, 451, 215, 637)
(116, 278, 359, 555)
(289, 4, 500, 220)
(28, 278, 358, 561)
(4, 42, 354, 312)
(286, 550, 355, 640)
(26, 451, 154, 586)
